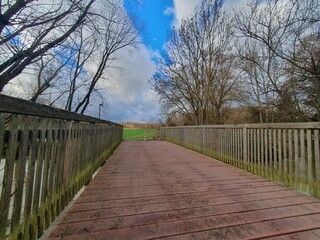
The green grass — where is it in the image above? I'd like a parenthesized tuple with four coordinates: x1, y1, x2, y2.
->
(123, 128, 159, 140)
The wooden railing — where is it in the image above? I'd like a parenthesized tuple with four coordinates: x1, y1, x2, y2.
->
(161, 123, 320, 198)
(0, 95, 123, 240)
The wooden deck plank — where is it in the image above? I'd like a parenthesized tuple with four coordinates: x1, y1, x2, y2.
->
(48, 141, 320, 240)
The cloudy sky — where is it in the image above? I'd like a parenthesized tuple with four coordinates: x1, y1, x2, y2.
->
(102, 0, 245, 123)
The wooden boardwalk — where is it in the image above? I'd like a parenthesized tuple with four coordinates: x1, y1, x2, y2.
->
(48, 141, 320, 240)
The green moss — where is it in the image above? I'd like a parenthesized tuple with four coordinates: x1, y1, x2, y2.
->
(8, 140, 122, 240)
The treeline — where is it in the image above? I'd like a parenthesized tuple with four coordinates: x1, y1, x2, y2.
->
(0, 0, 138, 114)
(151, 0, 320, 126)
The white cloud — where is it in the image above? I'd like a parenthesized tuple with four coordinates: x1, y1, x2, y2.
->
(98, 44, 161, 123)
(2, 43, 161, 123)
(171, 0, 201, 27)
(169, 0, 250, 27)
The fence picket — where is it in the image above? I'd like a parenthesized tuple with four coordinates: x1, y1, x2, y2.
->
(161, 123, 320, 200)
(0, 108, 122, 240)
(278, 129, 282, 181)
(283, 130, 288, 184)
(300, 129, 306, 191)
(0, 117, 18, 239)
(307, 129, 312, 194)
(315, 130, 320, 197)
(294, 130, 299, 188)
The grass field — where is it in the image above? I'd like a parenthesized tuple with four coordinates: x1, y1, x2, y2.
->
(123, 128, 159, 140)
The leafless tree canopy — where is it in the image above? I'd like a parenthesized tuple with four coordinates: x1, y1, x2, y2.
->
(153, 0, 320, 125)
(235, 0, 320, 122)
(1, 0, 139, 114)
(152, 0, 239, 125)
(0, 0, 95, 91)
(2, 0, 320, 122)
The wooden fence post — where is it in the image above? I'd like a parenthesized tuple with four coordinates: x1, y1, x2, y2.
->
(243, 126, 248, 171)
(202, 126, 205, 154)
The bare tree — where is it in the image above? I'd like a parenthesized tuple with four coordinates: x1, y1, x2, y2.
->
(282, 33, 320, 120)
(235, 0, 320, 121)
(235, 0, 320, 74)
(152, 0, 238, 125)
(73, 0, 139, 114)
(236, 36, 285, 122)
(64, 25, 97, 111)
(0, 0, 95, 92)
(4, 0, 139, 116)
(29, 52, 72, 102)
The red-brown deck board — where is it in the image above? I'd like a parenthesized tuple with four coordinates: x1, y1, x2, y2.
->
(48, 141, 320, 240)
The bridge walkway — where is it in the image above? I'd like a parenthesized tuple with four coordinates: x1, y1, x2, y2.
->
(48, 141, 320, 239)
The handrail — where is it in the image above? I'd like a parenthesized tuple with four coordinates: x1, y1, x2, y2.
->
(161, 122, 320, 129)
(161, 124, 320, 200)
(0, 94, 120, 126)
(0, 95, 123, 239)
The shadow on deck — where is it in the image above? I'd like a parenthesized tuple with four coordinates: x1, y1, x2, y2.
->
(48, 141, 320, 240)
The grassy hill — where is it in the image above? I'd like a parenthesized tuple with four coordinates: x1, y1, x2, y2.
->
(123, 128, 159, 140)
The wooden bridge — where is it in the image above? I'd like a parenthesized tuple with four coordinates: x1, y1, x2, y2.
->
(1, 95, 320, 239)
(47, 141, 320, 240)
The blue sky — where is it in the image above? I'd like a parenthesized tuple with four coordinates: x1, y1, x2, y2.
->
(98, 0, 202, 123)
(124, 0, 175, 54)
(123, 0, 242, 56)
(98, 0, 246, 123)
(5, 0, 248, 123)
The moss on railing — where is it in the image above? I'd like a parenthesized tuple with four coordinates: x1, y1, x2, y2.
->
(0, 95, 122, 240)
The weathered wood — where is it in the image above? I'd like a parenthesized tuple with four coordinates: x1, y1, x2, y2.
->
(32, 124, 46, 238)
(257, 129, 261, 175)
(231, 129, 235, 165)
(0, 107, 122, 240)
(278, 129, 282, 181)
(250, 129, 254, 172)
(307, 129, 313, 194)
(236, 130, 239, 166)
(243, 127, 248, 170)
(288, 129, 293, 185)
(268, 129, 272, 179)
(0, 115, 5, 200)
(300, 129, 306, 191)
(254, 129, 257, 174)
(38, 121, 53, 235)
(161, 122, 320, 129)
(283, 130, 288, 184)
(264, 129, 268, 178)
(294, 129, 299, 187)
(11, 116, 29, 239)
(49, 141, 320, 240)
(315, 130, 320, 197)
(0, 117, 18, 239)
(202, 127, 205, 154)
(0, 115, 4, 158)
(272, 129, 277, 180)
(0, 94, 118, 126)
(227, 129, 231, 164)
(161, 122, 320, 200)
(23, 122, 39, 239)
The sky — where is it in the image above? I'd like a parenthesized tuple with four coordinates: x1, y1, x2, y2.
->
(101, 0, 204, 123)
(100, 0, 246, 123)
(5, 0, 247, 123)
(2, 0, 250, 123)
